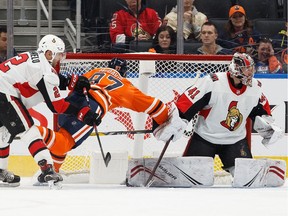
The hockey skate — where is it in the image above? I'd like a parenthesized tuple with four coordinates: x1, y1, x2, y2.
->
(0, 169, 20, 187)
(37, 159, 63, 189)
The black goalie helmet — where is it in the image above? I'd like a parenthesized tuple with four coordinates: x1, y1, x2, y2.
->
(229, 52, 255, 87)
(108, 58, 128, 77)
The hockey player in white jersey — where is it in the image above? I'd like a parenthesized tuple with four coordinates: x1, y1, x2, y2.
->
(0, 34, 100, 187)
(154, 52, 283, 177)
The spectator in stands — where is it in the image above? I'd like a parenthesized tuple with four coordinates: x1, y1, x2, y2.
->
(254, 38, 283, 74)
(0, 26, 17, 63)
(148, 25, 176, 54)
(218, 5, 260, 56)
(109, 0, 162, 47)
(164, 0, 207, 41)
(273, 21, 287, 50)
(193, 22, 232, 55)
(272, 21, 287, 73)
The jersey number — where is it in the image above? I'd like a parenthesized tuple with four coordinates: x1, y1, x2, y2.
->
(187, 87, 200, 100)
(90, 73, 123, 91)
(0, 53, 29, 72)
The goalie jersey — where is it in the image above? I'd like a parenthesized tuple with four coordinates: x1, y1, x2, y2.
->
(176, 72, 271, 144)
(83, 67, 168, 126)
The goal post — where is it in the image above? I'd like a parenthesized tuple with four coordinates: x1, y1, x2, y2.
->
(58, 53, 250, 180)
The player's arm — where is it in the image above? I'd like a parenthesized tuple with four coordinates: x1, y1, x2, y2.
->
(249, 93, 283, 146)
(176, 75, 212, 121)
(58, 73, 91, 92)
(154, 75, 213, 142)
(36, 74, 100, 126)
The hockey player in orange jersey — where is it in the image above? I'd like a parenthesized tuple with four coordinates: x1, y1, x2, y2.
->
(37, 58, 186, 173)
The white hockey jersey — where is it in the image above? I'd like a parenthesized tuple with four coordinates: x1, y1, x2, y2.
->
(176, 72, 271, 144)
(0, 51, 70, 113)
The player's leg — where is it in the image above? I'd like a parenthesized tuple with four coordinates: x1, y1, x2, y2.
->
(37, 126, 76, 172)
(38, 92, 97, 173)
(183, 133, 218, 157)
(0, 94, 22, 186)
(0, 125, 21, 187)
(0, 93, 62, 186)
(219, 138, 252, 176)
(232, 158, 286, 187)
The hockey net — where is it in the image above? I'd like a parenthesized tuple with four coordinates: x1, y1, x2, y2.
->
(58, 53, 251, 181)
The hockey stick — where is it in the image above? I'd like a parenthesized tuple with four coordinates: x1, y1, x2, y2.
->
(83, 87, 111, 167)
(144, 136, 173, 187)
(93, 129, 153, 136)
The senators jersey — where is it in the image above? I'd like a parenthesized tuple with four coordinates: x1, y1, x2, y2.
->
(176, 72, 271, 144)
(83, 68, 168, 125)
(109, 6, 162, 43)
(0, 51, 76, 114)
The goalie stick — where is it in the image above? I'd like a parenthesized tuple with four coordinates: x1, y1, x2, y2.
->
(93, 129, 153, 136)
(144, 136, 173, 187)
(83, 87, 111, 167)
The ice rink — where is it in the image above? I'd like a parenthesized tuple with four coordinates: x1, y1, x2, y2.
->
(0, 178, 287, 216)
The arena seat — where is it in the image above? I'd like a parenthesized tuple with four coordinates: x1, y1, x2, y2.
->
(209, 18, 228, 35)
(145, 0, 176, 19)
(194, 0, 232, 19)
(254, 19, 286, 38)
(129, 40, 153, 52)
(237, 0, 278, 19)
(184, 42, 202, 54)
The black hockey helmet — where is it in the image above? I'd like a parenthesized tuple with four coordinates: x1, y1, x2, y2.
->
(108, 58, 128, 77)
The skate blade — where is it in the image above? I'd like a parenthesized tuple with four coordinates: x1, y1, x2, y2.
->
(0, 182, 20, 187)
(33, 182, 48, 186)
(48, 180, 62, 190)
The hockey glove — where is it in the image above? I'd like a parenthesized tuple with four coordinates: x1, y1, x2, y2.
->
(153, 103, 188, 142)
(77, 107, 101, 126)
(68, 74, 91, 93)
(253, 115, 284, 146)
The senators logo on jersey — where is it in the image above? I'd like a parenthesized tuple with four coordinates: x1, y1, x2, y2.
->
(220, 101, 243, 131)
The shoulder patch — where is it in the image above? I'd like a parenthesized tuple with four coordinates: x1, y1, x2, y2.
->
(210, 73, 219, 82)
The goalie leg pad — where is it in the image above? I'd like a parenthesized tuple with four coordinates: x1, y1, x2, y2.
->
(127, 156, 214, 187)
(232, 158, 286, 188)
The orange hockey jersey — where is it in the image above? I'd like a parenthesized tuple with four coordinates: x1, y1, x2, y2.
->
(84, 67, 168, 125)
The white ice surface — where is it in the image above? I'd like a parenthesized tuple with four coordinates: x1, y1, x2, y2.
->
(0, 178, 287, 216)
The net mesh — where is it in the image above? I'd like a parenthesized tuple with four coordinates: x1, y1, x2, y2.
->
(58, 54, 234, 175)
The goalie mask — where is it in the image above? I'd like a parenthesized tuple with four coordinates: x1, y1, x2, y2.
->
(38, 34, 66, 63)
(108, 58, 128, 77)
(229, 52, 255, 87)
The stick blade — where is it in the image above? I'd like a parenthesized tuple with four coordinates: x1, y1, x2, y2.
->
(104, 152, 112, 167)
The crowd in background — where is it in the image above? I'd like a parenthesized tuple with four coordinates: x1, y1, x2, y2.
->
(2, 0, 288, 73)
(105, 0, 287, 74)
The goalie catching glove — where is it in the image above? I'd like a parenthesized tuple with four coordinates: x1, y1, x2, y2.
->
(153, 103, 188, 142)
(253, 115, 284, 146)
